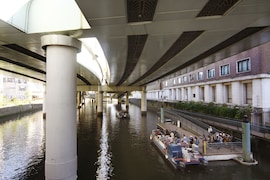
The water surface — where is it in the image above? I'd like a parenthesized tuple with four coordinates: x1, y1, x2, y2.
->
(0, 101, 270, 179)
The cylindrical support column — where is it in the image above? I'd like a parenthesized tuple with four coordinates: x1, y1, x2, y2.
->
(160, 106, 164, 123)
(41, 34, 81, 180)
(77, 91, 82, 109)
(141, 87, 147, 116)
(97, 90, 103, 117)
(242, 115, 252, 162)
(126, 92, 129, 110)
(43, 84, 46, 119)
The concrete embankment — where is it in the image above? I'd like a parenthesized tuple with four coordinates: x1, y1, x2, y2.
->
(0, 104, 43, 118)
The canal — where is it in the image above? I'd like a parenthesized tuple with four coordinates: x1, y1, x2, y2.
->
(0, 99, 270, 179)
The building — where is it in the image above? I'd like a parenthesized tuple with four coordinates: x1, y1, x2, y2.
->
(134, 35, 270, 125)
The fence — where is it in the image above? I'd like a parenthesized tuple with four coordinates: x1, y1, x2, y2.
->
(163, 109, 209, 136)
(204, 141, 242, 155)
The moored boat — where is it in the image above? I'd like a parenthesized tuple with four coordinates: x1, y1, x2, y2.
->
(116, 111, 130, 119)
(150, 128, 207, 169)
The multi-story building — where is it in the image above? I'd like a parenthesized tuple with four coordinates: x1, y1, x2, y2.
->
(133, 34, 270, 126)
(0, 75, 44, 105)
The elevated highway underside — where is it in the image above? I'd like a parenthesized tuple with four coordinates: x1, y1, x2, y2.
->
(0, 0, 270, 96)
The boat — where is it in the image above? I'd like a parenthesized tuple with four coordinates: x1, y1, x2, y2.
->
(116, 111, 130, 119)
(150, 128, 208, 169)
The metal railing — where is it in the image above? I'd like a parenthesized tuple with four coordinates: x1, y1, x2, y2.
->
(204, 141, 242, 155)
(163, 109, 209, 136)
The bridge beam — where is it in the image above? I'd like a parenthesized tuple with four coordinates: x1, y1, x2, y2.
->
(77, 85, 142, 92)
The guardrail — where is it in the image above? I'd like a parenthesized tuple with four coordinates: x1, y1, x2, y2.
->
(204, 141, 242, 155)
(163, 109, 209, 136)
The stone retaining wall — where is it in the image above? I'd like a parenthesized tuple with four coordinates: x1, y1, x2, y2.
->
(0, 104, 43, 118)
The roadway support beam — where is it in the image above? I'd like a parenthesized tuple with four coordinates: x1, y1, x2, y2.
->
(141, 86, 147, 116)
(41, 34, 81, 180)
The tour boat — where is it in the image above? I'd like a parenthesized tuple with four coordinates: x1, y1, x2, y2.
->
(116, 111, 130, 119)
(150, 128, 208, 169)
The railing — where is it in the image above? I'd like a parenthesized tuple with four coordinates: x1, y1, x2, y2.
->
(203, 141, 242, 155)
(163, 109, 209, 136)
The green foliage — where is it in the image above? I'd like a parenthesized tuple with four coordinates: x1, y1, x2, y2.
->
(175, 101, 251, 120)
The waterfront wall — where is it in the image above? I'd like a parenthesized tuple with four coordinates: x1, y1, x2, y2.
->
(0, 104, 43, 118)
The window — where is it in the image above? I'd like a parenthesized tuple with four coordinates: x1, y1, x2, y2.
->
(207, 69, 215, 78)
(183, 76, 187, 83)
(198, 72, 203, 80)
(220, 64, 230, 76)
(189, 74, 195, 82)
(178, 77, 181, 84)
(237, 58, 251, 73)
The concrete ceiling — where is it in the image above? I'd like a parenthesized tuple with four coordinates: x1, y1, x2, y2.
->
(0, 0, 270, 88)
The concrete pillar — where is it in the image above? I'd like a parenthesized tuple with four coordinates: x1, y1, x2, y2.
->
(176, 88, 179, 100)
(252, 79, 262, 108)
(160, 106, 164, 123)
(261, 79, 270, 125)
(242, 115, 252, 162)
(232, 81, 241, 105)
(194, 86, 200, 102)
(126, 92, 129, 110)
(95, 92, 98, 104)
(97, 89, 103, 117)
(204, 85, 210, 103)
(117, 97, 121, 105)
(181, 88, 185, 101)
(216, 83, 223, 104)
(77, 91, 81, 109)
(141, 86, 147, 116)
(43, 84, 46, 119)
(41, 34, 81, 180)
(187, 87, 192, 101)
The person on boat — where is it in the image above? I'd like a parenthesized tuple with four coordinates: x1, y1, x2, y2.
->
(182, 134, 188, 144)
(208, 126, 213, 134)
(195, 136, 200, 145)
(176, 137, 181, 144)
(189, 136, 194, 148)
(202, 134, 207, 142)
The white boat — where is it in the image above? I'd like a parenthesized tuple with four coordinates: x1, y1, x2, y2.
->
(150, 128, 208, 169)
(116, 111, 130, 119)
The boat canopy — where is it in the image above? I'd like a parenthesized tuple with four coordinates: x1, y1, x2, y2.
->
(167, 144, 182, 159)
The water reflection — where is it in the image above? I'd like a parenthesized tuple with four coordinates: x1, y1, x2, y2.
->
(95, 113, 113, 179)
(1, 104, 270, 179)
(0, 111, 44, 180)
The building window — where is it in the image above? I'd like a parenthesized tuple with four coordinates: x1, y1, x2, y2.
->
(189, 74, 195, 82)
(178, 77, 181, 84)
(207, 69, 215, 79)
(237, 58, 251, 73)
(183, 76, 187, 83)
(220, 64, 230, 76)
(198, 71, 203, 81)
